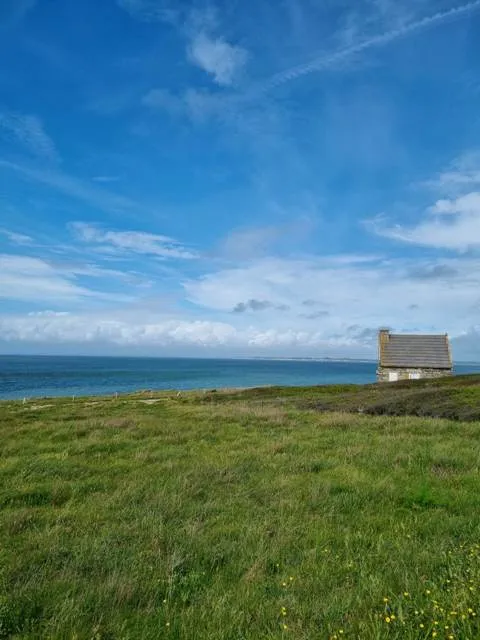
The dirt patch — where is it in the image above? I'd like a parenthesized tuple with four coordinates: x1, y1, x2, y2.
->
(28, 404, 54, 411)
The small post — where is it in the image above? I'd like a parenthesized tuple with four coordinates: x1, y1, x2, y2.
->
(22, 397, 26, 405)
(72, 395, 75, 403)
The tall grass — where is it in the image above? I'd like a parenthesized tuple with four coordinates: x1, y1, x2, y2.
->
(0, 391, 479, 638)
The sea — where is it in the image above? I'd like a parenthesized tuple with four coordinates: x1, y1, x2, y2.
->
(0, 355, 479, 400)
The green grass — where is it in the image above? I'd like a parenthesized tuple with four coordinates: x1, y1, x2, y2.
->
(1, 377, 480, 639)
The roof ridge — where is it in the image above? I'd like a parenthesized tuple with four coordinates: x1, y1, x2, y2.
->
(389, 333, 447, 338)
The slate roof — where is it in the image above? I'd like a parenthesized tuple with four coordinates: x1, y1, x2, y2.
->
(379, 333, 452, 369)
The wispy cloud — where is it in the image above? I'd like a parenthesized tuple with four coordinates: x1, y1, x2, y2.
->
(0, 112, 59, 161)
(142, 88, 184, 115)
(0, 254, 97, 303)
(0, 160, 145, 216)
(218, 218, 316, 261)
(0, 251, 141, 304)
(258, 0, 480, 92)
(92, 175, 121, 184)
(0, 228, 34, 246)
(0, 0, 36, 28)
(188, 33, 248, 86)
(115, 0, 177, 23)
(72, 222, 198, 259)
(142, 87, 227, 122)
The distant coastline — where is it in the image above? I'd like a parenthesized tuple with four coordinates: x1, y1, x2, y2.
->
(1, 354, 479, 365)
(249, 356, 376, 363)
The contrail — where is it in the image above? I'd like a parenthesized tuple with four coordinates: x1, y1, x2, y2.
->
(260, 0, 480, 92)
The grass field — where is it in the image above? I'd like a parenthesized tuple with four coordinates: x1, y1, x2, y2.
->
(1, 377, 480, 639)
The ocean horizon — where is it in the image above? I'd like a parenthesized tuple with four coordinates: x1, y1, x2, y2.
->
(1, 355, 479, 401)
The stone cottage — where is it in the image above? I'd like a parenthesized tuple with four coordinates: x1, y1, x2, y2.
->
(377, 329, 453, 382)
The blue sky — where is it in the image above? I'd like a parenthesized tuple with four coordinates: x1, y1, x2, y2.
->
(1, 0, 480, 359)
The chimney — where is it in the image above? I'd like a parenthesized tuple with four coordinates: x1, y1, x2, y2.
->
(378, 328, 390, 363)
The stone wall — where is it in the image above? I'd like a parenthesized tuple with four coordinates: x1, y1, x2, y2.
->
(377, 367, 453, 383)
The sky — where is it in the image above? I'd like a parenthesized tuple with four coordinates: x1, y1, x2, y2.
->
(1, 0, 480, 360)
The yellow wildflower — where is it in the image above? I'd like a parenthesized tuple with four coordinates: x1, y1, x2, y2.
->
(385, 617, 391, 623)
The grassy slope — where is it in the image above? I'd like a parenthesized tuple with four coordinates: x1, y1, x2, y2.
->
(203, 374, 480, 421)
(1, 378, 480, 639)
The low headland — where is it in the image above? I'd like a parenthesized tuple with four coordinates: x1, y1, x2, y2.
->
(1, 375, 480, 638)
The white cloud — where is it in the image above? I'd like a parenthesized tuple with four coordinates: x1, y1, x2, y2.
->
(0, 314, 238, 346)
(119, 0, 247, 87)
(2, 252, 480, 357)
(374, 191, 480, 251)
(72, 222, 197, 259)
(28, 311, 71, 317)
(0, 112, 59, 161)
(188, 33, 248, 86)
(184, 254, 480, 338)
(0, 312, 366, 351)
(2, 306, 479, 360)
(429, 192, 480, 215)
